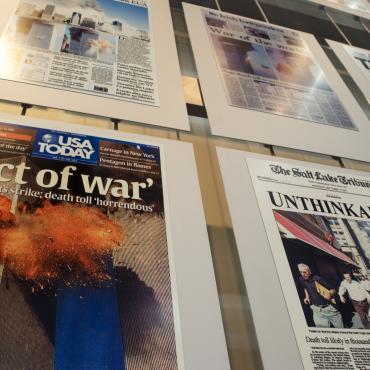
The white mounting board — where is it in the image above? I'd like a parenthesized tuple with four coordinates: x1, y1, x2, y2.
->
(217, 147, 370, 370)
(0, 112, 229, 370)
(327, 39, 370, 104)
(0, 0, 189, 131)
(217, 147, 304, 370)
(184, 3, 370, 162)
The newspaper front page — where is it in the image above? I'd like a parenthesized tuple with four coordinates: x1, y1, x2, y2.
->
(0, 121, 177, 369)
(202, 8, 357, 130)
(0, 0, 159, 106)
(247, 156, 370, 369)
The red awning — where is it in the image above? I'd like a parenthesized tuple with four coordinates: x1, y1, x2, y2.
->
(274, 211, 357, 266)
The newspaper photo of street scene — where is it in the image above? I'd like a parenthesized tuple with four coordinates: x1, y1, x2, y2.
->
(274, 210, 370, 330)
(0, 0, 158, 106)
(203, 8, 356, 130)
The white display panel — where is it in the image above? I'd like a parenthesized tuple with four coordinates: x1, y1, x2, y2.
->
(0, 113, 229, 370)
(306, 0, 370, 20)
(0, 1, 189, 131)
(218, 147, 370, 370)
(184, 3, 370, 162)
(327, 39, 370, 104)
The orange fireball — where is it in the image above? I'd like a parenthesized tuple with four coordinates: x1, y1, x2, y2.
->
(0, 201, 123, 284)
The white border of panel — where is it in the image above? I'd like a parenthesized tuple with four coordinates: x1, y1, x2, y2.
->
(217, 146, 304, 370)
(0, 112, 230, 370)
(0, 0, 189, 131)
(327, 39, 370, 104)
(217, 147, 370, 370)
(184, 3, 370, 162)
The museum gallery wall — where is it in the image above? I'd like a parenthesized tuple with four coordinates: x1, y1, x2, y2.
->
(0, 0, 369, 370)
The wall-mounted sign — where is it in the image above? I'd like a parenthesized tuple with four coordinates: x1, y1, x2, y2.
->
(0, 1, 189, 130)
(218, 147, 370, 370)
(184, 3, 370, 162)
(0, 114, 229, 370)
(328, 40, 370, 104)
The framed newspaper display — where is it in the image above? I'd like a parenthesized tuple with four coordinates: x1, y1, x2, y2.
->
(218, 147, 370, 370)
(0, 113, 230, 370)
(327, 40, 370, 104)
(306, 0, 370, 20)
(183, 3, 370, 162)
(0, 0, 189, 131)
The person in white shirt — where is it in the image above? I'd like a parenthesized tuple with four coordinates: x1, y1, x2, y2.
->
(339, 272, 370, 329)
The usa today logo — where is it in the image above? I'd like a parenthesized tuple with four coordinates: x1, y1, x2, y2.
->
(35, 131, 97, 162)
(42, 134, 54, 144)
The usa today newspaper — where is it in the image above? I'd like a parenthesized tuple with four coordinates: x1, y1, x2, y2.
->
(247, 156, 370, 370)
(0, 120, 177, 369)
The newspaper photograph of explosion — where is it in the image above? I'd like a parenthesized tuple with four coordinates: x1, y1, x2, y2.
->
(0, 121, 177, 370)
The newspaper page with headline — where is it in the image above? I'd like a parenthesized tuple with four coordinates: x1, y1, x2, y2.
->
(202, 8, 357, 130)
(0, 120, 177, 369)
(0, 0, 159, 106)
(246, 156, 370, 369)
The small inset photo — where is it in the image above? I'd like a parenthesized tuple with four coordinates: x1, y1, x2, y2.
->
(274, 210, 370, 330)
